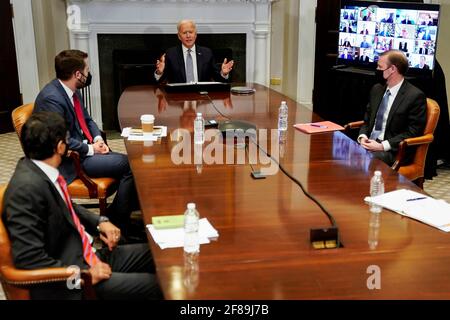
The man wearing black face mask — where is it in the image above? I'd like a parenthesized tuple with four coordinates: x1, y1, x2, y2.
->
(34, 50, 142, 239)
(358, 50, 426, 166)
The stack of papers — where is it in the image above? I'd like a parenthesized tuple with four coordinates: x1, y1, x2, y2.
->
(146, 218, 219, 249)
(364, 189, 450, 232)
(121, 126, 168, 141)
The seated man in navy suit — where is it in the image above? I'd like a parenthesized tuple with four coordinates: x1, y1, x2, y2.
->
(34, 50, 141, 239)
(154, 19, 234, 83)
(358, 50, 426, 166)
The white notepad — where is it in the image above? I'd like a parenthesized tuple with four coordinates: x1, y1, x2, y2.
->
(364, 189, 450, 232)
(146, 218, 219, 249)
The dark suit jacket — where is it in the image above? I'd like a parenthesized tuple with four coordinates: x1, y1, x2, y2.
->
(422, 33, 432, 40)
(340, 54, 352, 60)
(2, 158, 100, 299)
(34, 79, 102, 183)
(399, 43, 408, 52)
(360, 56, 370, 63)
(415, 63, 430, 70)
(158, 45, 228, 83)
(401, 19, 414, 24)
(359, 80, 426, 153)
(342, 26, 353, 33)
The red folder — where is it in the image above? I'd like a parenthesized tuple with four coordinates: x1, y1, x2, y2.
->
(293, 121, 344, 134)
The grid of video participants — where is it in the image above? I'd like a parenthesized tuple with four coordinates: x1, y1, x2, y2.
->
(338, 6, 439, 70)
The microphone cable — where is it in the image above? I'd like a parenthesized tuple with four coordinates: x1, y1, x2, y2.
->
(244, 143, 260, 176)
(203, 93, 340, 246)
(248, 136, 341, 248)
(203, 93, 231, 120)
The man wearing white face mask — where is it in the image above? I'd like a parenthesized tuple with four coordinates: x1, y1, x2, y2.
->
(34, 50, 141, 238)
(358, 50, 426, 166)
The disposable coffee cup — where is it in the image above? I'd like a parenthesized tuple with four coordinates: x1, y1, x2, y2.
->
(141, 114, 155, 133)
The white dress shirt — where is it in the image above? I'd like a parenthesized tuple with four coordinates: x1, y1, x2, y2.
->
(32, 159, 65, 203)
(359, 79, 404, 151)
(58, 80, 102, 156)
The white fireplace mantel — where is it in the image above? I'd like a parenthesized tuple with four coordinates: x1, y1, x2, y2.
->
(66, 0, 273, 128)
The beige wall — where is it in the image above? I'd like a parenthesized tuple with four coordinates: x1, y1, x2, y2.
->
(436, 0, 450, 115)
(270, 0, 300, 101)
(282, 0, 300, 100)
(270, 1, 285, 93)
(31, 0, 69, 89)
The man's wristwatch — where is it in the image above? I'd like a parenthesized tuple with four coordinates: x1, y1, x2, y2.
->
(97, 216, 110, 232)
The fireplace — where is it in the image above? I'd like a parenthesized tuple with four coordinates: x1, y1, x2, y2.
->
(99, 33, 246, 129)
(66, 0, 273, 129)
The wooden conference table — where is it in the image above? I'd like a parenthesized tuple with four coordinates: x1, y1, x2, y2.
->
(118, 84, 450, 299)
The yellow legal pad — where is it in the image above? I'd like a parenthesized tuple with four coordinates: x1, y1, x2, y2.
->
(152, 215, 185, 229)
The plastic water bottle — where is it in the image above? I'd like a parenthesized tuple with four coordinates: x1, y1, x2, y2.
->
(194, 113, 205, 144)
(184, 203, 200, 254)
(278, 101, 288, 131)
(369, 171, 384, 213)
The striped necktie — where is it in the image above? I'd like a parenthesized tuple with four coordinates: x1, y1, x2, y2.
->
(57, 174, 100, 267)
(186, 49, 195, 83)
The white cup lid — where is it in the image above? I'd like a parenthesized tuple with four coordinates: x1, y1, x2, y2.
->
(141, 114, 155, 122)
(187, 203, 196, 209)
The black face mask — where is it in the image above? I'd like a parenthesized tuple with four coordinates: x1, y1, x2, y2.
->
(77, 72, 92, 88)
(63, 143, 69, 158)
(58, 141, 69, 159)
(374, 68, 388, 84)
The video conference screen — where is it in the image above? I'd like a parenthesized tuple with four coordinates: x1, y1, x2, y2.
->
(337, 0, 440, 72)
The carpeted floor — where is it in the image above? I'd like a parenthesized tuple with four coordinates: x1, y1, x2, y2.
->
(0, 131, 449, 299)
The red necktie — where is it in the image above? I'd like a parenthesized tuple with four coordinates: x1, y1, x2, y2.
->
(57, 174, 100, 267)
(73, 94, 93, 143)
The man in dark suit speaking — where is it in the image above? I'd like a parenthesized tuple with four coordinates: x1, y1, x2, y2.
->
(2, 112, 162, 299)
(154, 20, 234, 83)
(358, 50, 426, 166)
(34, 50, 140, 236)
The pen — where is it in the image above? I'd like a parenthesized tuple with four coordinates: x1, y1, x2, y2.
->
(406, 197, 427, 201)
(310, 124, 328, 128)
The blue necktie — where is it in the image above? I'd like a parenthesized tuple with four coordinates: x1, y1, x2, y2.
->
(186, 49, 194, 83)
(371, 89, 390, 140)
